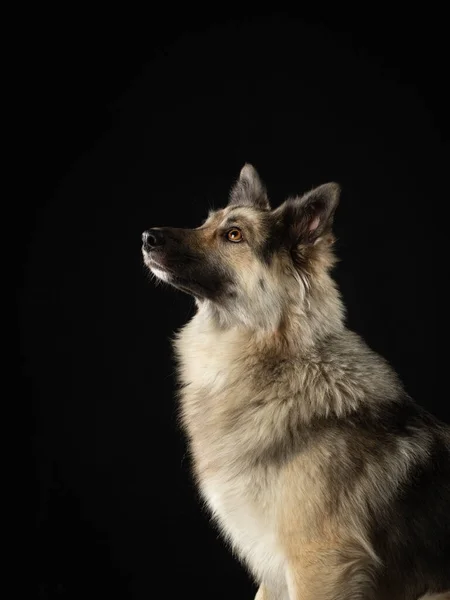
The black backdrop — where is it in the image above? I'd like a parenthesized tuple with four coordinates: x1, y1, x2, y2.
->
(21, 11, 447, 600)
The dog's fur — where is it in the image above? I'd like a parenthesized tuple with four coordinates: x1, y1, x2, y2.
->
(142, 165, 450, 599)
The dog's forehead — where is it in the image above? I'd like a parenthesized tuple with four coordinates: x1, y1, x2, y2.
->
(204, 205, 266, 228)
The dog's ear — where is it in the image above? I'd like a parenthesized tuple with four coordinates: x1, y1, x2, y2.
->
(275, 183, 340, 247)
(228, 164, 270, 210)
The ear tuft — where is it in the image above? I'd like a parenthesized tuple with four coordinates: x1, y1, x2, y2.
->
(228, 164, 270, 210)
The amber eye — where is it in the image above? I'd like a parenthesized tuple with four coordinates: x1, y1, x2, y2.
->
(226, 228, 243, 242)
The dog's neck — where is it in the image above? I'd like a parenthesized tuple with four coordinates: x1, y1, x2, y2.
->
(195, 271, 345, 356)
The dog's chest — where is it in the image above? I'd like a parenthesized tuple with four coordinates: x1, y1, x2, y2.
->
(175, 316, 286, 583)
(200, 471, 285, 584)
(176, 319, 252, 426)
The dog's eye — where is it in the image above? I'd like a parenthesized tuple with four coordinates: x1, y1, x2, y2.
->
(226, 228, 243, 243)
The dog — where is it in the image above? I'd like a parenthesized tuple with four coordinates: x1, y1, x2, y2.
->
(142, 165, 450, 599)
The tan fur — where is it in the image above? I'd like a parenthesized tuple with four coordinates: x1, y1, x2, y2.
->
(143, 165, 450, 599)
(175, 304, 394, 599)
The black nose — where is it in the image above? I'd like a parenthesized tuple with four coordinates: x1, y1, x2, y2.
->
(142, 228, 165, 249)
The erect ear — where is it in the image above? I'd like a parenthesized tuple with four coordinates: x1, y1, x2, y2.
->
(275, 182, 340, 246)
(228, 163, 270, 210)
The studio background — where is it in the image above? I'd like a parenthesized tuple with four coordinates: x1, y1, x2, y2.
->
(21, 12, 446, 599)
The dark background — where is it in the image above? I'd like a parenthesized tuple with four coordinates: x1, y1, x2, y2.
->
(20, 9, 447, 600)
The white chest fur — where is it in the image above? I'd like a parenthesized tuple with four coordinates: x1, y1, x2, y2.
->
(175, 309, 287, 587)
(200, 471, 286, 588)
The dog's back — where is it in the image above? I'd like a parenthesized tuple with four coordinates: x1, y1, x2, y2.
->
(369, 403, 450, 598)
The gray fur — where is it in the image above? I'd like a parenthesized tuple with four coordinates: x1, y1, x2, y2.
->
(142, 166, 450, 599)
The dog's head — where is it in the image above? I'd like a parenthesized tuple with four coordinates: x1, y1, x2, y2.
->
(142, 165, 340, 330)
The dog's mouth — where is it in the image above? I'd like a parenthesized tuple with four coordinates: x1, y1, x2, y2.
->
(143, 250, 166, 270)
(143, 250, 213, 298)
(142, 243, 232, 301)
